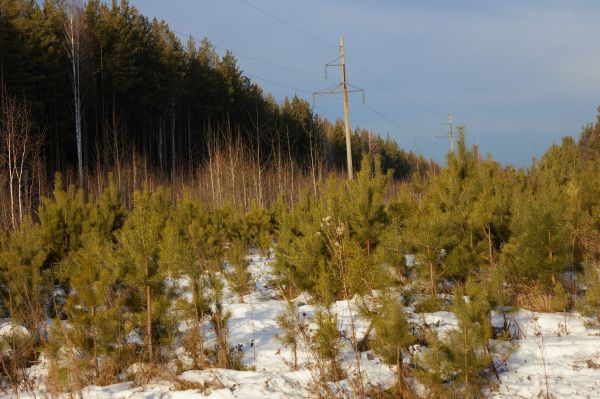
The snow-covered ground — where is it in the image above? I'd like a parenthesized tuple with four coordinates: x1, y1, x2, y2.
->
(7, 253, 600, 398)
(490, 311, 600, 399)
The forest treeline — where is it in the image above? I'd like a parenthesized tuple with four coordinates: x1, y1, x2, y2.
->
(0, 0, 429, 227)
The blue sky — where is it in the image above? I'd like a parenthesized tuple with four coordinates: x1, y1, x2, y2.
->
(128, 0, 600, 166)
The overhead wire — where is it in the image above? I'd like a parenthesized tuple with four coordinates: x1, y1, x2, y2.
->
(238, 0, 338, 50)
(172, 29, 324, 80)
(238, 0, 447, 119)
(361, 102, 441, 145)
(313, 91, 441, 144)
(245, 73, 313, 95)
(346, 55, 446, 118)
(213, 45, 324, 80)
(176, 5, 442, 145)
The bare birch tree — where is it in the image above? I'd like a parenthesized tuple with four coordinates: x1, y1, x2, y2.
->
(0, 97, 41, 229)
(63, 0, 85, 187)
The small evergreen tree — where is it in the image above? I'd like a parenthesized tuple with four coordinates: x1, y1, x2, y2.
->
(313, 310, 343, 381)
(225, 239, 252, 302)
(275, 299, 302, 370)
(348, 155, 390, 253)
(578, 264, 600, 323)
(85, 175, 126, 240)
(57, 232, 122, 381)
(244, 201, 272, 256)
(0, 219, 47, 332)
(39, 174, 88, 283)
(501, 183, 572, 291)
(208, 272, 233, 368)
(418, 283, 492, 398)
(371, 295, 415, 397)
(118, 187, 171, 362)
(0, 220, 46, 390)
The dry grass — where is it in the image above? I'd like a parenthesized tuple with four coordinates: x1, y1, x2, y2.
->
(516, 283, 570, 313)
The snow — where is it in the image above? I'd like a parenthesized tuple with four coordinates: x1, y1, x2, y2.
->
(9, 253, 600, 398)
(0, 320, 29, 339)
(490, 311, 600, 399)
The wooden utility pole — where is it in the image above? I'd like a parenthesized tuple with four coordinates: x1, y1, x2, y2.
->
(314, 36, 363, 180)
(448, 112, 454, 155)
(340, 35, 353, 180)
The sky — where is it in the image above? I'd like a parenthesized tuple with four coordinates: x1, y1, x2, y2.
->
(127, 0, 600, 166)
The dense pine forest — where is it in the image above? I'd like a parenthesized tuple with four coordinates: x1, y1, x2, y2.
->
(2, 1, 600, 398)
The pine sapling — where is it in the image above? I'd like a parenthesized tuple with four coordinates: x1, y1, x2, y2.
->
(276, 299, 302, 370)
(371, 295, 415, 398)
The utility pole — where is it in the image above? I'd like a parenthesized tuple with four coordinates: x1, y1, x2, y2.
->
(448, 112, 454, 155)
(439, 112, 455, 155)
(313, 35, 363, 181)
(340, 36, 353, 180)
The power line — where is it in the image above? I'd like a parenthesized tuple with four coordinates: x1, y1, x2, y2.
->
(313, 88, 439, 140)
(174, 22, 440, 146)
(361, 102, 441, 145)
(238, 0, 337, 49)
(172, 29, 324, 80)
(213, 45, 324, 80)
(347, 55, 445, 118)
(245, 73, 313, 95)
(237, 1, 445, 118)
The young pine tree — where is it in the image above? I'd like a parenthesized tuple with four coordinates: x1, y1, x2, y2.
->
(501, 183, 572, 299)
(244, 201, 273, 256)
(0, 220, 46, 390)
(0, 220, 47, 332)
(418, 283, 492, 398)
(225, 239, 252, 303)
(371, 295, 415, 398)
(347, 155, 390, 254)
(118, 187, 171, 363)
(59, 231, 121, 381)
(84, 175, 126, 240)
(403, 201, 453, 310)
(276, 299, 303, 370)
(208, 273, 233, 369)
(160, 192, 223, 368)
(38, 174, 88, 279)
(313, 310, 344, 381)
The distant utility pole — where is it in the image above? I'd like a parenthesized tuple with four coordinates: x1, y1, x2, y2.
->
(439, 112, 455, 155)
(340, 36, 353, 180)
(314, 35, 364, 181)
(448, 112, 454, 155)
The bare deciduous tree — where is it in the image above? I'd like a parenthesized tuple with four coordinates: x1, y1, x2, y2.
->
(63, 0, 85, 187)
(0, 97, 42, 229)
